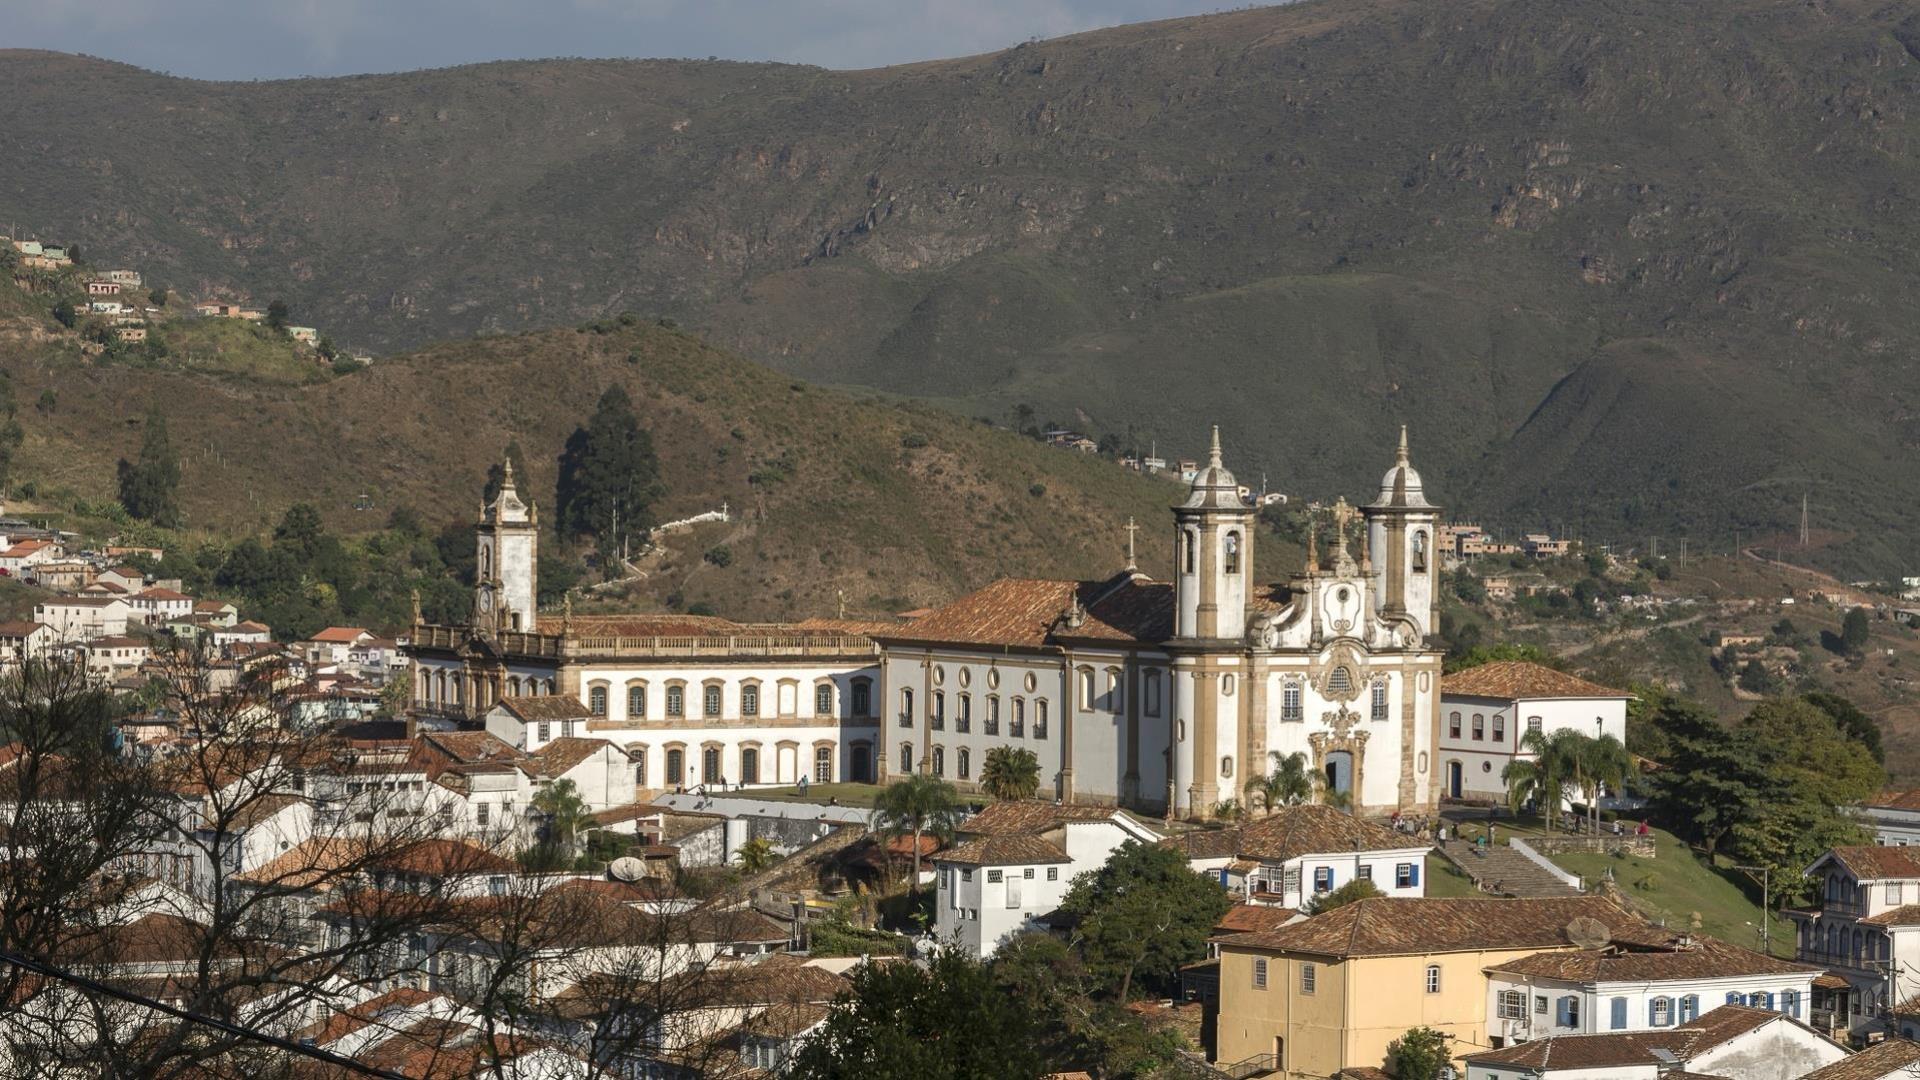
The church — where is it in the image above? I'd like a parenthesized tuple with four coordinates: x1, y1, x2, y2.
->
(871, 427, 1443, 818)
(405, 430, 1443, 818)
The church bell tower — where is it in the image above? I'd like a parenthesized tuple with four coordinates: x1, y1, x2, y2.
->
(1364, 427, 1438, 642)
(476, 459, 539, 633)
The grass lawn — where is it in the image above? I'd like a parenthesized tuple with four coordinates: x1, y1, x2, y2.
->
(748, 783, 888, 809)
(1545, 827, 1793, 956)
(1426, 855, 1481, 899)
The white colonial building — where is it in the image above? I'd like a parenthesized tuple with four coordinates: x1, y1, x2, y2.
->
(1163, 803, 1431, 907)
(880, 426, 1445, 817)
(1437, 662, 1631, 802)
(1465, 1004, 1845, 1080)
(407, 464, 883, 796)
(1787, 845, 1920, 1035)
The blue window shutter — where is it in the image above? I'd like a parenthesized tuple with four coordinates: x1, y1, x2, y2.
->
(1409, 862, 1420, 887)
(1726, 992, 1742, 1006)
(1611, 997, 1627, 1030)
(1557, 997, 1572, 1027)
(1648, 1000, 1658, 1026)
(1683, 995, 1698, 1021)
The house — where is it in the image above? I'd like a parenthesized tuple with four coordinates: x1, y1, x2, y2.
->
(83, 636, 151, 679)
(1162, 804, 1432, 908)
(33, 596, 132, 642)
(525, 737, 639, 814)
(1438, 662, 1632, 803)
(12, 240, 41, 256)
(190, 599, 238, 626)
(485, 695, 597, 751)
(106, 545, 164, 563)
(1861, 791, 1920, 847)
(88, 300, 125, 315)
(0, 621, 55, 667)
(1462, 1004, 1846, 1080)
(1210, 895, 1662, 1075)
(105, 269, 143, 287)
(129, 587, 194, 626)
(211, 621, 273, 650)
(1715, 632, 1767, 649)
(1784, 846, 1920, 1034)
(932, 800, 1163, 958)
(86, 280, 121, 296)
(304, 626, 374, 667)
(0, 538, 66, 574)
(1521, 534, 1572, 558)
(114, 325, 147, 344)
(287, 326, 319, 345)
(29, 560, 92, 591)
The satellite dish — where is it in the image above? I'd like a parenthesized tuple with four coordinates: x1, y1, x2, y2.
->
(1565, 917, 1612, 949)
(609, 857, 646, 882)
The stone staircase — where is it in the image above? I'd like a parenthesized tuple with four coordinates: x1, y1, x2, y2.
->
(1437, 839, 1582, 898)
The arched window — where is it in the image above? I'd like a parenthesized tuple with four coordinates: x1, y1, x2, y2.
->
(1679, 994, 1699, 1023)
(1751, 991, 1773, 1011)
(703, 685, 723, 718)
(1650, 997, 1673, 1027)
(1004, 698, 1018, 737)
(851, 679, 872, 717)
(958, 748, 971, 780)
(957, 693, 972, 733)
(1448, 711, 1462, 739)
(588, 686, 608, 716)
(634, 751, 647, 788)
(741, 684, 760, 717)
(666, 685, 685, 718)
(1220, 756, 1234, 779)
(814, 745, 832, 784)
(740, 747, 760, 785)
(1472, 714, 1485, 740)
(1183, 530, 1197, 573)
(1078, 668, 1095, 711)
(1424, 965, 1441, 994)
(627, 683, 646, 718)
(900, 688, 914, 726)
(1371, 679, 1388, 721)
(1036, 699, 1049, 739)
(1145, 670, 1163, 716)
(1412, 530, 1428, 572)
(815, 683, 833, 716)
(933, 746, 946, 777)
(665, 748, 685, 785)
(932, 691, 946, 731)
(1327, 667, 1352, 694)
(1283, 682, 1303, 722)
(1224, 531, 1241, 575)
(900, 743, 914, 774)
(1107, 668, 1123, 711)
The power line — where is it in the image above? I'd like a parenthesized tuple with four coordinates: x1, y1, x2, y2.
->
(0, 948, 411, 1079)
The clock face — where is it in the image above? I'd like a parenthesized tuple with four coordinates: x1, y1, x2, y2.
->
(478, 588, 493, 612)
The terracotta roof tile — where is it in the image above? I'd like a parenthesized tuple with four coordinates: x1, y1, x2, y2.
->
(1442, 661, 1630, 700)
(495, 695, 593, 723)
(1215, 904, 1299, 934)
(1218, 896, 1656, 958)
(1233, 804, 1423, 862)
(1800, 1039, 1920, 1080)
(1858, 904, 1920, 927)
(1462, 1005, 1783, 1070)
(1159, 827, 1242, 859)
(527, 736, 619, 778)
(935, 834, 1070, 866)
(1829, 846, 1920, 880)
(961, 799, 1131, 835)
(878, 573, 1171, 649)
(309, 627, 370, 643)
(1485, 934, 1817, 981)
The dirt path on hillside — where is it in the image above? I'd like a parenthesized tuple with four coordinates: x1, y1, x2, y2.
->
(1559, 610, 1708, 658)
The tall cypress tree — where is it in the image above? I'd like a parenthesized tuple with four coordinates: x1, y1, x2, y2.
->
(482, 440, 530, 506)
(116, 406, 182, 527)
(554, 386, 661, 561)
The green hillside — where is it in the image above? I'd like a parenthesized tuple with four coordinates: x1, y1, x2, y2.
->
(5, 0, 1920, 572)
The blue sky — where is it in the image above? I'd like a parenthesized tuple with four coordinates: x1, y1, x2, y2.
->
(0, 0, 1254, 80)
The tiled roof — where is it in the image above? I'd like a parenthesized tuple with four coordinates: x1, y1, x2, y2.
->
(535, 613, 745, 637)
(1215, 904, 1300, 935)
(1232, 804, 1422, 862)
(1441, 661, 1630, 700)
(1858, 905, 1920, 927)
(1485, 934, 1817, 981)
(309, 626, 371, 643)
(1800, 1039, 1920, 1080)
(415, 730, 523, 768)
(934, 834, 1070, 866)
(1462, 1005, 1781, 1070)
(876, 572, 1172, 649)
(961, 799, 1131, 836)
(1159, 827, 1242, 859)
(0, 621, 47, 636)
(235, 837, 369, 889)
(1872, 790, 1920, 811)
(135, 588, 191, 601)
(1218, 896, 1658, 958)
(1829, 846, 1920, 881)
(528, 737, 619, 778)
(496, 695, 593, 723)
(370, 839, 516, 877)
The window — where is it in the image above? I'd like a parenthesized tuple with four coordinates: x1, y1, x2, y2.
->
(1558, 996, 1580, 1028)
(1412, 530, 1429, 572)
(742, 684, 759, 716)
(1534, 995, 1548, 1015)
(1448, 711, 1461, 739)
(1650, 997, 1672, 1027)
(900, 743, 913, 773)
(1395, 862, 1419, 888)
(1107, 669, 1123, 712)
(476, 802, 490, 826)
(1079, 668, 1095, 711)
(1327, 666, 1352, 694)
(1371, 680, 1388, 721)
(1300, 964, 1315, 994)
(1471, 714, 1485, 740)
(933, 746, 946, 777)
(814, 746, 832, 784)
(667, 686, 685, 717)
(1224, 531, 1241, 574)
(900, 688, 914, 726)
(589, 686, 607, 716)
(666, 749, 684, 785)
(1035, 700, 1049, 739)
(537, 721, 551, 743)
(1357, 864, 1372, 881)
(933, 691, 945, 731)
(1610, 996, 1627, 1030)
(1312, 867, 1333, 893)
(1253, 957, 1268, 990)
(741, 748, 759, 785)
(852, 680, 871, 716)
(1007, 698, 1020, 738)
(1184, 530, 1197, 574)
(987, 870, 1002, 883)
(1222, 674, 1236, 696)
(1145, 670, 1162, 716)
(704, 685, 722, 718)
(702, 745, 721, 783)
(958, 748, 971, 780)
(1424, 965, 1441, 994)
(1498, 990, 1526, 1020)
(1047, 867, 1058, 881)
(1891, 883, 1905, 905)
(1527, 715, 1543, 735)
(982, 697, 996, 736)
(628, 684, 646, 719)
(816, 683, 833, 716)
(1492, 714, 1506, 741)
(1781, 990, 1800, 1017)
(957, 694, 972, 733)
(1283, 683, 1303, 722)
(1750, 991, 1772, 1011)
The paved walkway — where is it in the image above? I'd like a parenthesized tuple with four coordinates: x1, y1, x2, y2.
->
(1436, 838, 1581, 898)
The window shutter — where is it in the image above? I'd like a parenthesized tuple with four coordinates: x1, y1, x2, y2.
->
(1648, 1000, 1659, 1026)
(1726, 992, 1742, 1006)
(1610, 997, 1627, 1030)
(1409, 862, 1420, 887)
(1682, 995, 1698, 1022)
(1557, 997, 1572, 1027)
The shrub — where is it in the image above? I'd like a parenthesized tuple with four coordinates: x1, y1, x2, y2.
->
(704, 545, 733, 568)
(1028, 483, 1046, 497)
(900, 432, 929, 449)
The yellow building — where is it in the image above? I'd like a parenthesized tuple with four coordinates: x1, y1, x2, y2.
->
(1213, 896, 1657, 1077)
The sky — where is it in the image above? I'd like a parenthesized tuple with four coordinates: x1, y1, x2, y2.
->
(0, 0, 1248, 81)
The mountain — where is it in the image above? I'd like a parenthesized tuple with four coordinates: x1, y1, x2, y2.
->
(5, 0, 1920, 573)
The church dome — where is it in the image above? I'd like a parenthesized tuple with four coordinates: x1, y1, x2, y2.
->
(1183, 426, 1247, 509)
(1371, 426, 1433, 510)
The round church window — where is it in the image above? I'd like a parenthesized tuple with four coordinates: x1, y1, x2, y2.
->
(1024, 672, 1038, 693)
(933, 665, 945, 686)
(987, 668, 1000, 690)
(1481, 761, 1493, 773)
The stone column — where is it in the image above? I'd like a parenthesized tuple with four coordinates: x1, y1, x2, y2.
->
(1122, 657, 1141, 807)
(1059, 656, 1076, 802)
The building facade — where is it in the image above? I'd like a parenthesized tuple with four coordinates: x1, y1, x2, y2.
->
(1437, 662, 1632, 803)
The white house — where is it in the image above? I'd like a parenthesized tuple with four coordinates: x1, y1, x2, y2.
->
(1438, 661, 1631, 802)
(129, 588, 195, 626)
(932, 800, 1162, 958)
(303, 626, 374, 668)
(1162, 803, 1432, 907)
(0, 539, 66, 575)
(1484, 930, 1821, 1044)
(33, 596, 132, 643)
(211, 621, 273, 650)
(1786, 846, 1920, 1035)
(82, 636, 151, 679)
(486, 695, 597, 752)
(1862, 790, 1920, 847)
(1464, 1003, 1846, 1080)
(0, 621, 56, 667)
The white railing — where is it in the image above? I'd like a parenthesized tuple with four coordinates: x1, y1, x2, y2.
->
(1509, 838, 1586, 890)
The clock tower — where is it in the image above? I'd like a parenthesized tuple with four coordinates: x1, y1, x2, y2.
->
(476, 459, 539, 633)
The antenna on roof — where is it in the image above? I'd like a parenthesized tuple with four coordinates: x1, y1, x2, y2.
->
(1564, 917, 1611, 949)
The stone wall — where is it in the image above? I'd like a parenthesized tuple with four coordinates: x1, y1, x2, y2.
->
(1524, 835, 1655, 859)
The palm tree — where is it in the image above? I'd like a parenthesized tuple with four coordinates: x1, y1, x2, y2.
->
(980, 746, 1042, 801)
(531, 778, 591, 853)
(870, 773, 963, 893)
(1244, 751, 1315, 816)
(735, 836, 778, 874)
(1577, 733, 1637, 835)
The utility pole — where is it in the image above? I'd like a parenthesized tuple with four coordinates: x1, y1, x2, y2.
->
(1731, 863, 1773, 955)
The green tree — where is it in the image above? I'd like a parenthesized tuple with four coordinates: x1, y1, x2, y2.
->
(1445, 642, 1558, 674)
(531, 777, 591, 854)
(0, 377, 25, 493)
(1059, 840, 1232, 1000)
(554, 385, 663, 562)
(980, 746, 1041, 801)
(1841, 607, 1872, 655)
(115, 406, 181, 527)
(1386, 1026, 1452, 1080)
(1802, 690, 1885, 764)
(788, 949, 1046, 1080)
(735, 836, 779, 874)
(1244, 750, 1315, 816)
(52, 301, 75, 329)
(265, 299, 289, 330)
(1737, 660, 1777, 696)
(870, 773, 963, 892)
(1640, 692, 1766, 858)
(1502, 729, 1574, 824)
(34, 389, 55, 415)
(1304, 877, 1384, 915)
(482, 441, 530, 506)
(273, 503, 326, 560)
(148, 287, 167, 307)
(1729, 697, 1882, 905)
